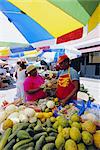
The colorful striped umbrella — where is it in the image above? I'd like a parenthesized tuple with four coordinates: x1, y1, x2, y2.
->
(0, 47, 10, 59)
(7, 0, 99, 44)
(0, 0, 99, 48)
(8, 44, 81, 62)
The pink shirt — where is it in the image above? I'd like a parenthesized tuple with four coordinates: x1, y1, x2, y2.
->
(23, 75, 46, 102)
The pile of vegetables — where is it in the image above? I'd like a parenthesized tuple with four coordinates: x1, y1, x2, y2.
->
(0, 113, 100, 150)
(0, 98, 100, 149)
(0, 104, 37, 132)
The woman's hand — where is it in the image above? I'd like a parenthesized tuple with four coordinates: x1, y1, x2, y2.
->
(40, 84, 46, 89)
(60, 98, 67, 106)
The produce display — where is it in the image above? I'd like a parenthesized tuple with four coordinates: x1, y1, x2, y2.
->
(81, 102, 100, 126)
(0, 100, 100, 150)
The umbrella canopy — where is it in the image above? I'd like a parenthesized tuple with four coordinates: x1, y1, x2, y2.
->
(9, 44, 81, 62)
(0, 11, 29, 47)
(0, 0, 54, 47)
(38, 45, 81, 63)
(8, 0, 99, 35)
(7, 0, 99, 42)
(0, 0, 99, 47)
(0, 47, 10, 59)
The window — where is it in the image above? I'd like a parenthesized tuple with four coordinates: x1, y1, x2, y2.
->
(95, 64, 100, 75)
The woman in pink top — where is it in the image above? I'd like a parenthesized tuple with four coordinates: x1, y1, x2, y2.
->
(23, 65, 46, 102)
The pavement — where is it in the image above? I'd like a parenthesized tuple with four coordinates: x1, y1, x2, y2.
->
(0, 84, 16, 106)
(80, 77, 100, 104)
(0, 77, 100, 105)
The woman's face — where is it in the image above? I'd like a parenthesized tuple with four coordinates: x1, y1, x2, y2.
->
(30, 68, 37, 76)
(59, 59, 69, 70)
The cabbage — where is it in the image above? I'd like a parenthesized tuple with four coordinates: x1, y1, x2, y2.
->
(5, 104, 18, 115)
(19, 114, 28, 123)
(46, 101, 55, 109)
(24, 108, 35, 117)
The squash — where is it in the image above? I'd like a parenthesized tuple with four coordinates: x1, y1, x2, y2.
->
(3, 119, 13, 130)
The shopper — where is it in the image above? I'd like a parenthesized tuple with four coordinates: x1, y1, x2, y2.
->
(15, 61, 26, 101)
(23, 65, 46, 103)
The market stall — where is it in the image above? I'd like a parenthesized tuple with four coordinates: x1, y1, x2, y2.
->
(0, 82, 100, 150)
(0, 48, 99, 150)
(0, 1, 99, 149)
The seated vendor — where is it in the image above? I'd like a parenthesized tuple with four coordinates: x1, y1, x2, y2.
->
(23, 65, 47, 103)
(56, 54, 80, 106)
(0, 75, 8, 88)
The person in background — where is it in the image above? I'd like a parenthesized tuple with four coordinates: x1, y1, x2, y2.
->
(10, 66, 15, 77)
(23, 65, 46, 103)
(0, 66, 6, 76)
(56, 54, 80, 106)
(15, 61, 26, 101)
(40, 60, 49, 70)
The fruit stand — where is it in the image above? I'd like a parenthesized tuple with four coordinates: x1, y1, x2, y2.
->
(0, 96, 100, 150)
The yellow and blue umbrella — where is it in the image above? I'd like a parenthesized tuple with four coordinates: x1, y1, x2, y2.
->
(0, 47, 10, 58)
(0, 0, 99, 47)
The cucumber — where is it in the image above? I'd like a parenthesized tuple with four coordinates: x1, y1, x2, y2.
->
(15, 142, 34, 150)
(42, 143, 55, 150)
(33, 132, 47, 141)
(12, 123, 21, 133)
(28, 123, 36, 129)
(4, 139, 16, 150)
(26, 128, 34, 137)
(43, 122, 47, 127)
(8, 123, 29, 142)
(35, 135, 45, 150)
(0, 135, 2, 141)
(47, 128, 57, 133)
(46, 119, 52, 128)
(16, 138, 20, 142)
(37, 119, 42, 125)
(0, 128, 12, 150)
(45, 136, 55, 143)
(49, 132, 57, 137)
(26, 147, 34, 150)
(34, 125, 43, 132)
(17, 130, 31, 140)
(13, 138, 33, 150)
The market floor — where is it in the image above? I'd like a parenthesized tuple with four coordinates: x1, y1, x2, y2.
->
(0, 84, 16, 106)
(0, 77, 100, 105)
(80, 77, 100, 104)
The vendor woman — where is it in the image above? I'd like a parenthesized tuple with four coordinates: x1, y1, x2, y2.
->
(56, 54, 80, 105)
(23, 65, 47, 103)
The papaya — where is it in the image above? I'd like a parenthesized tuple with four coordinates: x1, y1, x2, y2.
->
(93, 130, 100, 149)
(82, 131, 93, 145)
(65, 139, 77, 150)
